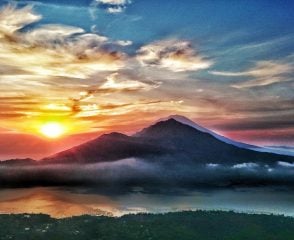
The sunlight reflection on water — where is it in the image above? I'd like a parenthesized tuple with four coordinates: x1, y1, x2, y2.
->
(0, 187, 293, 218)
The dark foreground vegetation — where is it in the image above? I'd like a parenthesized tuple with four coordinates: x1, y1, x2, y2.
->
(0, 211, 293, 240)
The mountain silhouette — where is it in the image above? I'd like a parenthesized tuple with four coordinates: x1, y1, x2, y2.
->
(43, 132, 166, 164)
(157, 115, 257, 149)
(43, 116, 293, 165)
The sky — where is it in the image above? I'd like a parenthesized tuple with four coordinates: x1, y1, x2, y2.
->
(0, 0, 293, 159)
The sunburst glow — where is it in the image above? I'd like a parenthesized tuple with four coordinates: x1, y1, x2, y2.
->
(40, 122, 65, 138)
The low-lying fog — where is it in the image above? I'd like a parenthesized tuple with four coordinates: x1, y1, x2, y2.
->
(0, 158, 293, 188)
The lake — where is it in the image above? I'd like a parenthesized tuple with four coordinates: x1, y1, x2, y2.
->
(0, 187, 293, 218)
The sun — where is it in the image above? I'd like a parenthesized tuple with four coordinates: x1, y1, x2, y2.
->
(40, 122, 65, 138)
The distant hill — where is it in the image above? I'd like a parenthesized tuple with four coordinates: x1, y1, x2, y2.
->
(0, 158, 36, 166)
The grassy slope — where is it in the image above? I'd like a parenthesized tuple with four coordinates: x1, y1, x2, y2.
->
(0, 211, 293, 240)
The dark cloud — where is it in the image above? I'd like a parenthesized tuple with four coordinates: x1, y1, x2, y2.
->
(214, 114, 294, 131)
(230, 100, 294, 114)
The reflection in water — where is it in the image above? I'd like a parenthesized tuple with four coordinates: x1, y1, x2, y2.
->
(0, 188, 117, 218)
(0, 187, 293, 218)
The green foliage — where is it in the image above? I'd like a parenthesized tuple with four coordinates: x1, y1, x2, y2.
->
(0, 211, 293, 240)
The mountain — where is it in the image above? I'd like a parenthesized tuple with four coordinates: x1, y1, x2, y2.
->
(43, 132, 166, 164)
(43, 116, 293, 165)
(259, 146, 294, 157)
(164, 115, 294, 157)
(158, 115, 257, 149)
(0, 158, 36, 166)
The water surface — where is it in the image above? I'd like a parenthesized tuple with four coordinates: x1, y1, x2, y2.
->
(0, 187, 293, 218)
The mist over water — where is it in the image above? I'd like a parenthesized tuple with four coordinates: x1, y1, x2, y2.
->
(0, 158, 294, 188)
(0, 158, 293, 218)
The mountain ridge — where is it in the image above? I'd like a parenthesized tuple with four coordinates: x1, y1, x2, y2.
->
(42, 116, 294, 165)
(157, 115, 258, 149)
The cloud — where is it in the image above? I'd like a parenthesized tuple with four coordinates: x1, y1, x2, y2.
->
(1, 4, 209, 134)
(136, 39, 213, 72)
(0, 4, 41, 35)
(23, 24, 85, 45)
(212, 61, 292, 78)
(210, 60, 293, 88)
(107, 6, 125, 13)
(98, 0, 131, 4)
(277, 161, 294, 168)
(229, 99, 294, 114)
(75, 100, 165, 118)
(0, 3, 149, 130)
(69, 72, 159, 115)
(91, 0, 132, 14)
(115, 40, 133, 46)
(232, 162, 259, 169)
(100, 73, 156, 91)
(214, 114, 294, 131)
(206, 163, 220, 168)
(0, 4, 126, 82)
